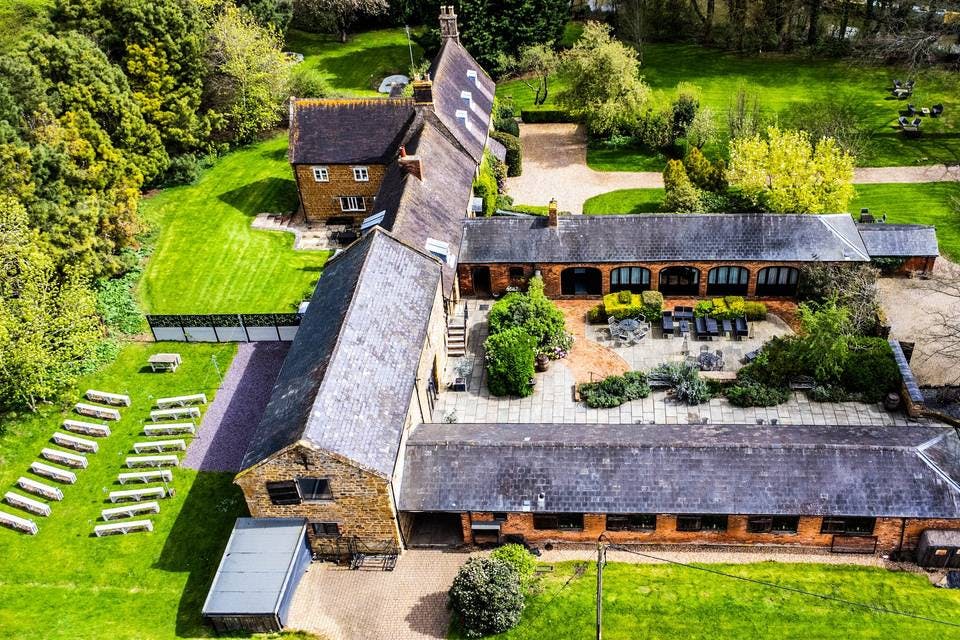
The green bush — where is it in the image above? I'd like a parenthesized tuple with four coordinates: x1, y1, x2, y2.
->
(579, 371, 651, 408)
(494, 116, 520, 137)
(640, 290, 664, 318)
(694, 300, 713, 317)
(692, 297, 747, 320)
(725, 381, 790, 407)
(742, 301, 768, 320)
(662, 160, 703, 213)
(520, 108, 577, 123)
(473, 153, 500, 217)
(501, 203, 550, 216)
(587, 303, 607, 324)
(448, 557, 524, 638)
(485, 327, 537, 397)
(634, 108, 672, 150)
(490, 544, 537, 585)
(808, 384, 852, 402)
(603, 291, 663, 321)
(683, 147, 727, 192)
(488, 276, 572, 358)
(648, 362, 710, 405)
(490, 130, 522, 177)
(95, 266, 145, 335)
(840, 337, 900, 402)
(617, 289, 632, 304)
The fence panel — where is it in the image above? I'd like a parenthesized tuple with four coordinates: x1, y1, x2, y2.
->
(146, 313, 301, 343)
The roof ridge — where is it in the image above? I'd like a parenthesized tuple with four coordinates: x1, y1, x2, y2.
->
(819, 215, 871, 260)
(295, 98, 415, 108)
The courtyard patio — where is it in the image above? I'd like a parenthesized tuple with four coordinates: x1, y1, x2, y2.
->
(435, 299, 918, 427)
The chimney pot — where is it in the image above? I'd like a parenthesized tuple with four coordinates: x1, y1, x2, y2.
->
(548, 198, 558, 227)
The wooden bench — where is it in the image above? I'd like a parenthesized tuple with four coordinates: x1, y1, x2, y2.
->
(156, 393, 206, 408)
(125, 455, 179, 468)
(149, 407, 200, 422)
(40, 447, 88, 469)
(94, 519, 153, 537)
(63, 419, 111, 437)
(30, 462, 77, 484)
(109, 487, 169, 503)
(102, 502, 161, 520)
(75, 403, 121, 421)
(148, 353, 181, 372)
(17, 477, 63, 501)
(118, 470, 173, 485)
(4, 491, 52, 517)
(0, 510, 38, 535)
(143, 423, 195, 436)
(52, 431, 99, 453)
(85, 389, 131, 407)
(133, 439, 186, 454)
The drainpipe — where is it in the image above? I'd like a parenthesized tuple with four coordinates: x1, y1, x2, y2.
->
(896, 517, 906, 558)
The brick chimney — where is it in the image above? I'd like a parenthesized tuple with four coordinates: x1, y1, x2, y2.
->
(398, 146, 423, 181)
(439, 5, 459, 43)
(412, 76, 433, 106)
(548, 198, 558, 227)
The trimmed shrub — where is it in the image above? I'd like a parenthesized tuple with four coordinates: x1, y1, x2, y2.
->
(726, 381, 790, 407)
(490, 130, 522, 177)
(448, 557, 524, 638)
(641, 290, 664, 318)
(490, 544, 537, 585)
(603, 292, 644, 320)
(692, 297, 747, 320)
(617, 289, 632, 304)
(742, 301, 768, 320)
(494, 117, 520, 137)
(649, 362, 710, 405)
(587, 303, 607, 324)
(520, 108, 577, 123)
(683, 147, 727, 192)
(579, 371, 651, 408)
(485, 327, 537, 397)
(488, 276, 572, 358)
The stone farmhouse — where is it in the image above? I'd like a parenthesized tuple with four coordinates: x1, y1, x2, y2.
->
(235, 8, 959, 561)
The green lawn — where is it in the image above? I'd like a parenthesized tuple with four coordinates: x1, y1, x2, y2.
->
(497, 42, 959, 170)
(0, 343, 248, 640)
(285, 27, 425, 97)
(138, 135, 330, 314)
(852, 182, 960, 263)
(453, 561, 960, 639)
(583, 188, 666, 214)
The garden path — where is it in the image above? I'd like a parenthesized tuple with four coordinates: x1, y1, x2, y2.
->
(506, 124, 960, 214)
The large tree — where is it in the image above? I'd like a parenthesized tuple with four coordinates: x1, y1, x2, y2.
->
(292, 0, 388, 42)
(497, 43, 558, 106)
(727, 127, 855, 214)
(459, 0, 568, 72)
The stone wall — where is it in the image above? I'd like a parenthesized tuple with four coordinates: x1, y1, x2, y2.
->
(459, 512, 960, 553)
(294, 163, 386, 222)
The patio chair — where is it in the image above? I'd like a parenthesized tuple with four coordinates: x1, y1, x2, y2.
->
(932, 104, 943, 117)
(898, 116, 910, 128)
(661, 312, 674, 336)
(906, 79, 915, 90)
(705, 317, 720, 337)
(906, 104, 916, 117)
(734, 317, 749, 340)
(912, 117, 922, 127)
(892, 79, 902, 90)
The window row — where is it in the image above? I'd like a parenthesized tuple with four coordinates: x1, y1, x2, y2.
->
(590, 266, 801, 297)
(527, 513, 876, 536)
(311, 165, 369, 182)
(265, 477, 333, 505)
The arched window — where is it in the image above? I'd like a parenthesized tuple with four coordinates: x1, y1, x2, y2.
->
(560, 267, 602, 296)
(755, 266, 799, 297)
(706, 266, 749, 295)
(610, 267, 651, 294)
(658, 267, 700, 296)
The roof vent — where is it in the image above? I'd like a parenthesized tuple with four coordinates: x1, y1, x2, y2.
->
(466, 69, 478, 85)
(536, 492, 546, 509)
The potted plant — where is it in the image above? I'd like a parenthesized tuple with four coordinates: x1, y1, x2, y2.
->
(535, 353, 550, 372)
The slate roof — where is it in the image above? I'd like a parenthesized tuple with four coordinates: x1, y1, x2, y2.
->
(399, 423, 960, 518)
(428, 39, 495, 163)
(374, 115, 475, 297)
(459, 214, 872, 264)
(857, 223, 939, 257)
(240, 229, 441, 475)
(289, 99, 416, 165)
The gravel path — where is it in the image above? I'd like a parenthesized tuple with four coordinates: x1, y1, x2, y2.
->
(507, 123, 960, 214)
(183, 341, 289, 471)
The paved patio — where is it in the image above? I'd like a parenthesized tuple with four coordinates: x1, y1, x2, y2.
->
(435, 299, 917, 427)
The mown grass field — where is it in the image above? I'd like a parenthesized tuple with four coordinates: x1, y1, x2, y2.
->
(138, 135, 331, 314)
(0, 343, 247, 640)
(497, 36, 960, 170)
(450, 560, 960, 639)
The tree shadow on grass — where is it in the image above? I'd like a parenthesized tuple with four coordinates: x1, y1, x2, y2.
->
(218, 177, 298, 216)
(154, 471, 248, 638)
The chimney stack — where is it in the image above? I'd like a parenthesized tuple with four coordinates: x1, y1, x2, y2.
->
(439, 5, 459, 43)
(548, 198, 558, 227)
(399, 148, 423, 181)
(412, 76, 433, 106)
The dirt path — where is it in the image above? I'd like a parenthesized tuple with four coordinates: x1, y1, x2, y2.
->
(506, 123, 960, 214)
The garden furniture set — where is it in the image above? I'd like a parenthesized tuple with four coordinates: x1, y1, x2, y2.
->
(608, 316, 651, 345)
(662, 308, 749, 341)
(891, 79, 915, 98)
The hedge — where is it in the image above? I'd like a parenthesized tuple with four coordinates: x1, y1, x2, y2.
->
(602, 290, 663, 321)
(490, 130, 522, 177)
(520, 108, 578, 123)
(494, 116, 520, 137)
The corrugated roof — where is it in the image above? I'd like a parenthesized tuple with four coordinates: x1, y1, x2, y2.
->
(458, 214, 872, 264)
(399, 423, 960, 518)
(289, 99, 416, 165)
(202, 518, 306, 617)
(240, 230, 441, 474)
(857, 223, 939, 257)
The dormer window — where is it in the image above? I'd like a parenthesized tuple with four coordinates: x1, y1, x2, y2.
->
(425, 238, 453, 265)
(466, 69, 478, 85)
(461, 90, 472, 107)
(312, 166, 329, 182)
(455, 109, 470, 129)
(352, 166, 369, 182)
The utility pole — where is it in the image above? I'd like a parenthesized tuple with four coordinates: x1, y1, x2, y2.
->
(596, 536, 607, 640)
(211, 354, 223, 388)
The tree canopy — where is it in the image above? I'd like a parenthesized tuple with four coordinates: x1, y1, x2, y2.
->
(458, 0, 568, 72)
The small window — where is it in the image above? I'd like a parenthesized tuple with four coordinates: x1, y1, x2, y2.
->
(607, 514, 656, 532)
(748, 515, 799, 534)
(492, 512, 508, 521)
(340, 196, 365, 212)
(352, 166, 369, 182)
(508, 267, 525, 282)
(821, 517, 875, 536)
(425, 238, 451, 264)
(312, 166, 329, 182)
(310, 522, 340, 537)
(533, 513, 584, 531)
(297, 478, 332, 501)
(266, 480, 300, 505)
(677, 515, 728, 532)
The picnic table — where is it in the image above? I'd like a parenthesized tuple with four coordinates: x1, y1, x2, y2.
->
(148, 353, 181, 372)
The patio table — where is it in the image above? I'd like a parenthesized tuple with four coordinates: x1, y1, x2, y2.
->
(678, 320, 690, 336)
(619, 319, 642, 333)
